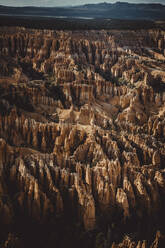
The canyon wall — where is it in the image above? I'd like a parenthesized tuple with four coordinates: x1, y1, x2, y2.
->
(0, 27, 165, 248)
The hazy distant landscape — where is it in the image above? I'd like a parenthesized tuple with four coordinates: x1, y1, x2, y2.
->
(0, 2, 165, 20)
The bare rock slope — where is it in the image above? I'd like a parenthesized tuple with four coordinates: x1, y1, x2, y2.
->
(0, 27, 165, 248)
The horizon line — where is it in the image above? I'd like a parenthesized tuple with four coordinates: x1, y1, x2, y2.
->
(0, 1, 165, 8)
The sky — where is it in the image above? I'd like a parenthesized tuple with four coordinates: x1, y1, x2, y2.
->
(0, 0, 164, 7)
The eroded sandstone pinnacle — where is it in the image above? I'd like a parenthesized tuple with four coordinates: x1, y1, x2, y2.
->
(0, 26, 165, 248)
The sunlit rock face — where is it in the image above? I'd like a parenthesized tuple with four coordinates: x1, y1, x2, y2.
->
(0, 26, 165, 248)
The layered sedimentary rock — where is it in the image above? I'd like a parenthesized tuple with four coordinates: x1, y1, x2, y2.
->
(0, 27, 165, 247)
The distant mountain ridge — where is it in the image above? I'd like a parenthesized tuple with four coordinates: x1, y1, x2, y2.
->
(0, 1, 165, 20)
(81, 1, 164, 7)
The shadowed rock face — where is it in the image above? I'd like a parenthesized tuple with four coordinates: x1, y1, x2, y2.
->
(0, 27, 165, 248)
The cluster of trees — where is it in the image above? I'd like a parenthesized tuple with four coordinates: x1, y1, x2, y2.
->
(0, 16, 162, 31)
